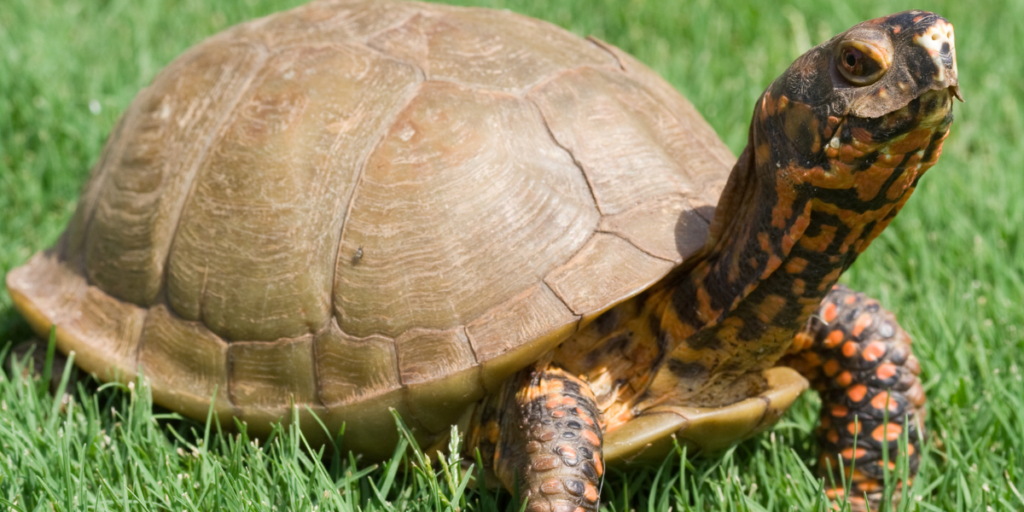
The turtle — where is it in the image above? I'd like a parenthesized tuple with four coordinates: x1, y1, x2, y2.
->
(5, 1, 960, 510)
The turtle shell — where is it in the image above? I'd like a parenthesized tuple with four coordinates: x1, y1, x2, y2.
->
(6, 0, 735, 458)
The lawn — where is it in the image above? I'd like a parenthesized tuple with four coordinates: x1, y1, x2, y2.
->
(1, 0, 1022, 510)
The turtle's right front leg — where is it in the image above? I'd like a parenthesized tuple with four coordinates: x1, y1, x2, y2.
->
(483, 364, 605, 512)
(785, 285, 926, 511)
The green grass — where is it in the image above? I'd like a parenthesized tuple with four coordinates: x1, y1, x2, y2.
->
(1, 0, 1022, 510)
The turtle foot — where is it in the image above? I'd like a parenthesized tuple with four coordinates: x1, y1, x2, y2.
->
(488, 364, 605, 512)
(787, 284, 925, 511)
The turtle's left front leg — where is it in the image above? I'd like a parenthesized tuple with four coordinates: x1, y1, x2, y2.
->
(785, 284, 926, 511)
(472, 364, 605, 512)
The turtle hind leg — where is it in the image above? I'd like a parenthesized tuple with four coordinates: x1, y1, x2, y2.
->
(481, 364, 605, 512)
(785, 284, 925, 511)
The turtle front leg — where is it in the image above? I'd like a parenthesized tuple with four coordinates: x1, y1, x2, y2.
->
(480, 364, 605, 512)
(785, 284, 926, 511)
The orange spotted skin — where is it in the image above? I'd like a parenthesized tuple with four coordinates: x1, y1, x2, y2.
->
(476, 366, 605, 512)
(784, 285, 925, 511)
(471, 11, 957, 512)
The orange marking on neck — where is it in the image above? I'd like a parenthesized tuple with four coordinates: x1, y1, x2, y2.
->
(785, 257, 809, 274)
(818, 268, 843, 291)
(790, 331, 813, 352)
(756, 294, 788, 324)
(772, 179, 798, 229)
(762, 255, 782, 279)
(800, 224, 837, 252)
(791, 278, 806, 296)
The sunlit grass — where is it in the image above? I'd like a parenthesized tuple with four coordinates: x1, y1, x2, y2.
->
(2, 0, 1021, 510)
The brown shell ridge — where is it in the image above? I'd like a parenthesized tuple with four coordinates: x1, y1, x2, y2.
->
(524, 95, 603, 215)
(327, 78, 426, 334)
(584, 36, 736, 181)
(363, 4, 618, 96)
(401, 325, 478, 435)
(539, 230, 680, 317)
(361, 35, 522, 97)
(584, 35, 627, 72)
(346, 39, 429, 82)
(62, 113, 133, 276)
(594, 229, 681, 264)
(225, 331, 330, 410)
(256, 1, 425, 54)
(157, 42, 271, 316)
(133, 301, 239, 417)
(519, 62, 624, 101)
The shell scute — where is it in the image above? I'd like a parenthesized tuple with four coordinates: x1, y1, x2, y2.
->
(77, 40, 267, 307)
(333, 80, 597, 338)
(139, 305, 234, 420)
(367, 6, 616, 92)
(166, 43, 422, 342)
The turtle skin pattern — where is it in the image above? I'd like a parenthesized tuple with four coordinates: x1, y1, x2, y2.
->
(482, 366, 605, 512)
(787, 284, 925, 510)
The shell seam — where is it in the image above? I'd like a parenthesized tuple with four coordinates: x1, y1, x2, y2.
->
(592, 230, 680, 264)
(72, 113, 134, 279)
(584, 35, 627, 71)
(327, 77, 425, 343)
(541, 231, 597, 316)
(157, 42, 271, 323)
(524, 95, 604, 216)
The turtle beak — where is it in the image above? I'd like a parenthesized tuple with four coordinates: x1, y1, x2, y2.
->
(913, 17, 964, 102)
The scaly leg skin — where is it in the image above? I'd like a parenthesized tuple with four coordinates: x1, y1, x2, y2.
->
(479, 364, 605, 512)
(786, 284, 926, 511)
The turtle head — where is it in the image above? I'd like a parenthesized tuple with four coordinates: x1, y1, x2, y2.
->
(708, 12, 960, 269)
(749, 11, 959, 205)
(699, 12, 959, 322)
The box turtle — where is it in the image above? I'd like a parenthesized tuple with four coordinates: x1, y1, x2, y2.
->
(6, 1, 960, 510)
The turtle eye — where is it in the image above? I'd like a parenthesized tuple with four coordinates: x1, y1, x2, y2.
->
(836, 42, 888, 86)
